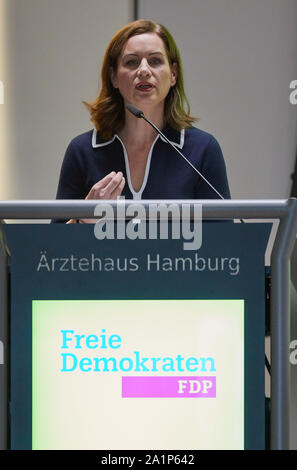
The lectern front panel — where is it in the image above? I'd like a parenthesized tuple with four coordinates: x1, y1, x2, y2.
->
(5, 222, 270, 449)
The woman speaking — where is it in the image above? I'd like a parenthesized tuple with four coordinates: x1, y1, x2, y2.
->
(54, 19, 230, 222)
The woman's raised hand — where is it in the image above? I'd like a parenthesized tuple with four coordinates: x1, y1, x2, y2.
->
(85, 171, 125, 200)
(66, 171, 125, 224)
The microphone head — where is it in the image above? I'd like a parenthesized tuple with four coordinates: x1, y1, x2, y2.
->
(126, 103, 144, 118)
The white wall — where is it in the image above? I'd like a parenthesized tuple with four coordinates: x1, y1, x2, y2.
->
(1, 0, 132, 200)
(139, 0, 297, 198)
(1, 0, 297, 201)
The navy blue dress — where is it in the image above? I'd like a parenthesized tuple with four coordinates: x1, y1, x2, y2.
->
(53, 125, 230, 221)
(52, 126, 230, 222)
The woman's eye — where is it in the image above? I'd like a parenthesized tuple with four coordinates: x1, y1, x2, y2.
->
(149, 57, 162, 65)
(124, 57, 162, 67)
(125, 59, 138, 67)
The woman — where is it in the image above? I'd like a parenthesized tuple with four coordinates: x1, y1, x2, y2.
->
(54, 19, 230, 223)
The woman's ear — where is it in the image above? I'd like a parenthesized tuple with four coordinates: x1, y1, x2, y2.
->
(110, 67, 118, 88)
(171, 62, 177, 87)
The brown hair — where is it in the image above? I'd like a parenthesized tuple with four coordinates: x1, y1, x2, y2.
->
(84, 19, 197, 140)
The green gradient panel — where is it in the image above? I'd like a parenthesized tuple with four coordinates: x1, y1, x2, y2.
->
(32, 299, 244, 450)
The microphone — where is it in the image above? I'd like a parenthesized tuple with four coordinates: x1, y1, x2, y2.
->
(126, 103, 144, 118)
(126, 103, 225, 200)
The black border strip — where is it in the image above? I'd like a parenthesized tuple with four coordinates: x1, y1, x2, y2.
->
(133, 0, 139, 20)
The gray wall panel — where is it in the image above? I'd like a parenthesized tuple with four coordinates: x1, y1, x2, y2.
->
(139, 0, 297, 199)
(2, 0, 132, 200)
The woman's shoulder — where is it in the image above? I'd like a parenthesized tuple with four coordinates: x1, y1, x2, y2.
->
(184, 126, 219, 146)
(182, 126, 224, 161)
(68, 129, 94, 149)
(163, 124, 217, 149)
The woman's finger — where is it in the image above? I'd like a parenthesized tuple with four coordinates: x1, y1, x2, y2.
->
(89, 173, 124, 199)
(111, 176, 125, 199)
(99, 171, 124, 198)
(85, 171, 117, 200)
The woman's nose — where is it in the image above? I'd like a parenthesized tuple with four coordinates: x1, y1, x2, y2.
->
(137, 59, 151, 77)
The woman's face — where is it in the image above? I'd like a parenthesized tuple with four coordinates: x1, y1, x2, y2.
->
(111, 32, 177, 112)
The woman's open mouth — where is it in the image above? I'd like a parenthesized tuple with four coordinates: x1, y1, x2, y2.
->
(135, 82, 155, 92)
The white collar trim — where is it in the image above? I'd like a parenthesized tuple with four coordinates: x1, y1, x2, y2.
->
(92, 130, 117, 148)
(92, 127, 185, 149)
(91, 127, 185, 200)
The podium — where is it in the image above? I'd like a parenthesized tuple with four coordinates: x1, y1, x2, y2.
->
(0, 199, 297, 450)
